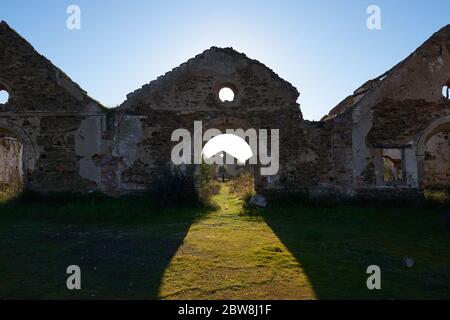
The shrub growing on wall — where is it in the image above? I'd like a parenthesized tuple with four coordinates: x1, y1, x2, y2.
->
(152, 165, 197, 207)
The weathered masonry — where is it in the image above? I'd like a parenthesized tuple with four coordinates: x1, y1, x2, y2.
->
(0, 20, 449, 197)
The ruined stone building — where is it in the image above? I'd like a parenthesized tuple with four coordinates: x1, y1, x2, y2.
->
(0, 20, 449, 197)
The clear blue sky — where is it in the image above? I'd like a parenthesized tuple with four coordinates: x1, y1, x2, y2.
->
(1, 0, 449, 120)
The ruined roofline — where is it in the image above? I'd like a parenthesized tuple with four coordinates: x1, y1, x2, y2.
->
(321, 24, 450, 121)
(121, 46, 300, 106)
(0, 20, 106, 110)
(4, 19, 450, 117)
(322, 54, 409, 121)
(321, 67, 398, 121)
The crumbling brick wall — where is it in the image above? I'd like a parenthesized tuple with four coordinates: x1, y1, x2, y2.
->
(0, 21, 107, 194)
(424, 132, 450, 189)
(1, 19, 450, 197)
(329, 25, 450, 191)
(112, 46, 352, 195)
(0, 136, 22, 192)
(114, 47, 320, 194)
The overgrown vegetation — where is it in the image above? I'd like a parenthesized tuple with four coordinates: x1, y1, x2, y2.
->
(198, 163, 221, 206)
(260, 187, 450, 209)
(151, 166, 198, 207)
(424, 188, 450, 205)
(0, 173, 22, 203)
(228, 167, 255, 200)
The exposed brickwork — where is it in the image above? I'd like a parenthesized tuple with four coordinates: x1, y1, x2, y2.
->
(0, 21, 106, 193)
(0, 136, 22, 191)
(368, 99, 450, 146)
(424, 132, 450, 188)
(0, 20, 449, 197)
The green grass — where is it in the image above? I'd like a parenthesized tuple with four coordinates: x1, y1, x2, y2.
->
(257, 201, 450, 299)
(0, 186, 449, 300)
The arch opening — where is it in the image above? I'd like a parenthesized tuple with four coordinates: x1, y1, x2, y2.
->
(0, 128, 24, 200)
(194, 119, 260, 204)
(422, 125, 450, 191)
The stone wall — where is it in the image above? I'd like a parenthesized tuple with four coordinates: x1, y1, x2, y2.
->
(1, 20, 449, 197)
(330, 25, 450, 191)
(114, 47, 317, 194)
(0, 21, 107, 194)
(0, 136, 22, 192)
(424, 132, 450, 188)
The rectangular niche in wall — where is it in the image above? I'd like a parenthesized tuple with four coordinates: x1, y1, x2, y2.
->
(382, 148, 405, 186)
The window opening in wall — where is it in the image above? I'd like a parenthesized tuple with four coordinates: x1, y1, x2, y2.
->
(382, 148, 405, 185)
(0, 90, 9, 104)
(219, 87, 235, 102)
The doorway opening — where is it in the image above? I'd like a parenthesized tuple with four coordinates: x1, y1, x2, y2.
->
(199, 158, 256, 203)
(423, 130, 450, 190)
(382, 148, 405, 186)
(0, 129, 24, 201)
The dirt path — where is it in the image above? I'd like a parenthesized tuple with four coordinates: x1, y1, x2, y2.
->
(158, 183, 316, 300)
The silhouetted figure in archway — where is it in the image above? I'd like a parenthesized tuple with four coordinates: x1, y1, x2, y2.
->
(218, 165, 227, 183)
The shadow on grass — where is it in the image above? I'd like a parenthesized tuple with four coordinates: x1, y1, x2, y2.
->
(2, 188, 449, 299)
(246, 196, 450, 300)
(0, 192, 213, 299)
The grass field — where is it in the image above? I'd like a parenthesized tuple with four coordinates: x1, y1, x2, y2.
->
(0, 184, 449, 300)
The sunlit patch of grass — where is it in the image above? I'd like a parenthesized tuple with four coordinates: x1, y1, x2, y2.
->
(158, 183, 316, 300)
(0, 184, 22, 203)
(0, 183, 449, 300)
(425, 189, 449, 205)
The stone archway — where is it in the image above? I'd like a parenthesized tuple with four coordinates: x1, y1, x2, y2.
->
(190, 116, 264, 194)
(0, 119, 36, 190)
(416, 116, 450, 189)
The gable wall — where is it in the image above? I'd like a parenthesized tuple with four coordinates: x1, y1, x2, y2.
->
(350, 26, 450, 190)
(1, 21, 449, 197)
(114, 48, 316, 194)
(0, 22, 107, 193)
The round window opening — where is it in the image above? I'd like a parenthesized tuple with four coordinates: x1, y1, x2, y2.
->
(0, 90, 9, 104)
(219, 87, 235, 102)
